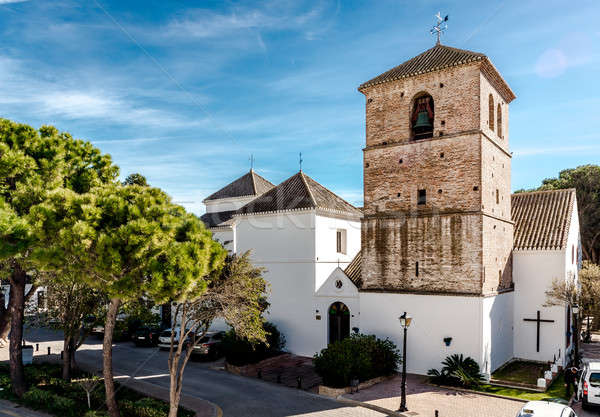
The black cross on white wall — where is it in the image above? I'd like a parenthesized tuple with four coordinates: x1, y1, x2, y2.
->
(523, 310, 554, 353)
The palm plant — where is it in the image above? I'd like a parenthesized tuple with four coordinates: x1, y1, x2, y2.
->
(427, 354, 484, 388)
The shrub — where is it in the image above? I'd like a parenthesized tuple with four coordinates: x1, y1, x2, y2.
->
(428, 354, 484, 388)
(313, 334, 400, 388)
(222, 322, 285, 366)
(84, 411, 108, 417)
(23, 388, 55, 408)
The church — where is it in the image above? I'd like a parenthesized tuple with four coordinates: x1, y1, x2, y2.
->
(200, 42, 581, 378)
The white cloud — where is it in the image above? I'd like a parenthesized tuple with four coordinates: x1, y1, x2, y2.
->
(0, 55, 205, 128)
(0, 0, 29, 4)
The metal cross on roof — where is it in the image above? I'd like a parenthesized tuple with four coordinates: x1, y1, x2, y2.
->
(430, 12, 448, 45)
(249, 154, 255, 171)
(299, 152, 303, 172)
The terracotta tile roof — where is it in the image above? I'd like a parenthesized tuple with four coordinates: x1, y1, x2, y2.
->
(236, 171, 362, 217)
(344, 251, 362, 288)
(199, 210, 236, 228)
(204, 170, 274, 202)
(512, 189, 576, 250)
(359, 44, 485, 90)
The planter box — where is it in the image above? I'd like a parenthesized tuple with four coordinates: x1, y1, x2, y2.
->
(225, 353, 288, 377)
(318, 375, 393, 398)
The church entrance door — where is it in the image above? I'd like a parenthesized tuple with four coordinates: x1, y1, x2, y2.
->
(329, 302, 350, 344)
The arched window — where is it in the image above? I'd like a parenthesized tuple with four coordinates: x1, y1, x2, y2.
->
(488, 94, 494, 131)
(497, 104, 503, 138)
(328, 302, 350, 344)
(411, 94, 434, 140)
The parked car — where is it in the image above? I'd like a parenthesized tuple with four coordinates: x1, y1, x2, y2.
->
(158, 327, 183, 350)
(187, 331, 225, 359)
(91, 318, 131, 342)
(133, 326, 161, 347)
(578, 361, 600, 410)
(516, 401, 577, 417)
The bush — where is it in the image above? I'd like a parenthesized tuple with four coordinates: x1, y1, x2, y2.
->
(428, 354, 484, 388)
(222, 322, 285, 366)
(313, 334, 400, 388)
(84, 411, 108, 417)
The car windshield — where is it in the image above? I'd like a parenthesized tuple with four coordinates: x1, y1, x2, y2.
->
(590, 373, 600, 387)
(160, 331, 172, 338)
(198, 336, 210, 343)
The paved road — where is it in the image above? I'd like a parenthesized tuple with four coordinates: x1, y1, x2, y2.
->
(3, 328, 385, 417)
(0, 400, 51, 417)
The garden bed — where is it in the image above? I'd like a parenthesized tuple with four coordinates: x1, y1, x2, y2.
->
(491, 360, 548, 387)
(0, 363, 194, 417)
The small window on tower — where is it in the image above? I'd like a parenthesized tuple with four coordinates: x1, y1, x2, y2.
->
(489, 94, 495, 131)
(418, 189, 427, 205)
(496, 189, 500, 204)
(416, 262, 419, 277)
(497, 104, 503, 138)
(336, 229, 347, 254)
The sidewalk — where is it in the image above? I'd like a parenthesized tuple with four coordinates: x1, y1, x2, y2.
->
(0, 400, 53, 417)
(342, 373, 524, 417)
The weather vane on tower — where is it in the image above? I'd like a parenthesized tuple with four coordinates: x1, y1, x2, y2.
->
(430, 12, 448, 45)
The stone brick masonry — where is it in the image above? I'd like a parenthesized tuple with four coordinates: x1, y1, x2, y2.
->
(360, 59, 514, 296)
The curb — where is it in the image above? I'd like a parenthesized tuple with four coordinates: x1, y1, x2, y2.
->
(428, 383, 529, 403)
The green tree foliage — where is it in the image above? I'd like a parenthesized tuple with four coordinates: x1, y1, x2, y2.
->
(428, 354, 484, 388)
(161, 253, 268, 417)
(33, 183, 225, 417)
(0, 118, 118, 396)
(122, 173, 148, 187)
(313, 334, 400, 388)
(521, 165, 600, 263)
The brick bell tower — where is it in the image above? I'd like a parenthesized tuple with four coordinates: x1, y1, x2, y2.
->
(358, 43, 516, 296)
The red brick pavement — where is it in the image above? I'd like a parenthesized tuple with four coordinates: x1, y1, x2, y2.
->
(343, 374, 524, 417)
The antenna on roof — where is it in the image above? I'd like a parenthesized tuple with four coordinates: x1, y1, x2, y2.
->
(249, 154, 255, 171)
(430, 12, 448, 45)
(299, 152, 303, 172)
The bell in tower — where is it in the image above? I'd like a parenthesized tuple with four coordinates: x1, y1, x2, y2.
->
(411, 95, 434, 140)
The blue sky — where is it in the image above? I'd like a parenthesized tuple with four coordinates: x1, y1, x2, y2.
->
(0, 0, 598, 214)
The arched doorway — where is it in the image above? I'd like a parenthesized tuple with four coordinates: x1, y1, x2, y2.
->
(329, 302, 350, 344)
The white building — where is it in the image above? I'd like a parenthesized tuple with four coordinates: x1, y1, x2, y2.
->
(201, 43, 581, 378)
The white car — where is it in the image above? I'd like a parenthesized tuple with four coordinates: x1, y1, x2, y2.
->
(157, 327, 182, 350)
(516, 401, 577, 417)
(579, 361, 600, 410)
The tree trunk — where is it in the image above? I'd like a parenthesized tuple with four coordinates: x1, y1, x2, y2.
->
(62, 335, 72, 381)
(9, 263, 27, 397)
(0, 283, 38, 345)
(103, 297, 121, 417)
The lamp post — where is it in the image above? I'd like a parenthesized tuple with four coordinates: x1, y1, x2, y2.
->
(572, 304, 580, 366)
(398, 312, 412, 412)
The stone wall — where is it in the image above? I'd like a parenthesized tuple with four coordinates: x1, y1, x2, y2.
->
(360, 60, 514, 296)
(361, 212, 483, 294)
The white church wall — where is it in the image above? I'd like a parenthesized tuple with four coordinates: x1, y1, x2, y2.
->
(482, 292, 514, 375)
(314, 215, 361, 290)
(359, 292, 484, 375)
(513, 249, 569, 366)
(314, 268, 360, 353)
(204, 195, 257, 214)
(211, 228, 234, 253)
(235, 211, 321, 357)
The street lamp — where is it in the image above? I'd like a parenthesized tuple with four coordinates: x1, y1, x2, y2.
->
(398, 312, 412, 412)
(572, 304, 580, 366)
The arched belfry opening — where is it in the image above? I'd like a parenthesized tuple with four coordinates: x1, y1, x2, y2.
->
(328, 302, 350, 344)
(411, 93, 434, 140)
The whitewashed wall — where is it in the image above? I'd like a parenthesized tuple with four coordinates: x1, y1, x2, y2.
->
(482, 292, 514, 375)
(513, 250, 569, 366)
(211, 228, 234, 253)
(314, 215, 361, 290)
(360, 292, 486, 375)
(235, 211, 319, 356)
(314, 267, 360, 354)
